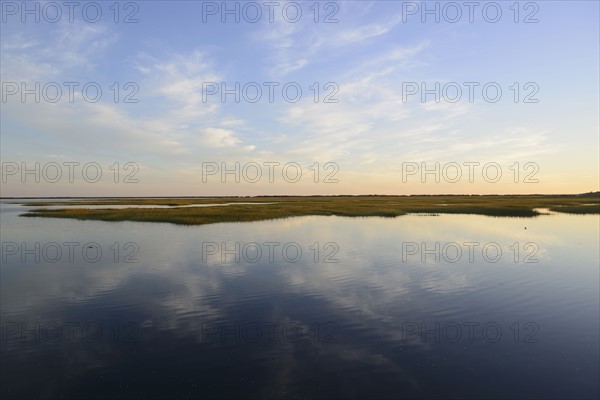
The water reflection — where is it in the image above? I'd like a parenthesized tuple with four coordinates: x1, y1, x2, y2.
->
(1, 201, 598, 399)
(26, 202, 278, 210)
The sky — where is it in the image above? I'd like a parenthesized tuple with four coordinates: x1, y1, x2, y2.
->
(1, 0, 599, 196)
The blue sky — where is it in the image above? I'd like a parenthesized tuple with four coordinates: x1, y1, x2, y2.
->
(1, 0, 598, 196)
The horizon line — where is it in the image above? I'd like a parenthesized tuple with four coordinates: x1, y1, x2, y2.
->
(2, 192, 599, 199)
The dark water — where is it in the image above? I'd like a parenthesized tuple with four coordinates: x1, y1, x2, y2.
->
(1, 200, 598, 399)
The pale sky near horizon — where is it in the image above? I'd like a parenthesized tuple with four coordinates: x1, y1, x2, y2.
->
(1, 0, 598, 196)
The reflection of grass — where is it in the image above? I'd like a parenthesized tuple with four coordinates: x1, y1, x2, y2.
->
(18, 195, 600, 226)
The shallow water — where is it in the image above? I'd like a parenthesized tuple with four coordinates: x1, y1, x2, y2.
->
(10, 201, 277, 210)
(1, 200, 598, 399)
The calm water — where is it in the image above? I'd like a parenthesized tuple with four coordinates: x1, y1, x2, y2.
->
(1, 200, 598, 399)
(32, 202, 278, 210)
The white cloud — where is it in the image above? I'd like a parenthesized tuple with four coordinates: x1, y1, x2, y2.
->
(329, 15, 402, 45)
(202, 128, 242, 148)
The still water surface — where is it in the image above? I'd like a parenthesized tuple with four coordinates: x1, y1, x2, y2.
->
(1, 200, 598, 399)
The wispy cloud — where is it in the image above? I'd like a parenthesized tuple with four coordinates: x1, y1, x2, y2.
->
(254, 3, 404, 77)
(1, 21, 117, 82)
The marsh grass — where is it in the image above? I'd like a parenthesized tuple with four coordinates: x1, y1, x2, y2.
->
(18, 195, 600, 226)
(548, 204, 600, 214)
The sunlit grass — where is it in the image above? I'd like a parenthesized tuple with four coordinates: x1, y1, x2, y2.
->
(17, 194, 599, 226)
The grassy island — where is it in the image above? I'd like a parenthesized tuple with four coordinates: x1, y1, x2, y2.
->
(12, 194, 600, 226)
